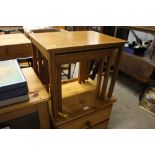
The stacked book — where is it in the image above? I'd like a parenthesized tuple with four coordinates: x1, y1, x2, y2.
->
(0, 59, 29, 107)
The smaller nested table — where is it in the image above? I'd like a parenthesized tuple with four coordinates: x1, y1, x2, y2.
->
(30, 31, 126, 128)
(0, 67, 51, 129)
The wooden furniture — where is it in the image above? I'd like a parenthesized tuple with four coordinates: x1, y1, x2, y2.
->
(30, 31, 126, 129)
(24, 27, 71, 79)
(0, 33, 32, 61)
(114, 26, 155, 83)
(0, 26, 24, 34)
(0, 67, 51, 129)
(126, 26, 155, 61)
(120, 52, 155, 82)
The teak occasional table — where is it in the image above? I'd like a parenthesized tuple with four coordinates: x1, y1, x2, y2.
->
(30, 31, 126, 129)
(0, 33, 32, 61)
(0, 67, 51, 129)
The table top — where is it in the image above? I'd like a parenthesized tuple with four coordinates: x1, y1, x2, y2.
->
(30, 31, 126, 54)
(0, 33, 31, 47)
(0, 67, 49, 112)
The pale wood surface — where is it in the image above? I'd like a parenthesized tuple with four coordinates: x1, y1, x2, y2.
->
(60, 79, 116, 119)
(30, 31, 126, 53)
(0, 33, 32, 61)
(0, 33, 31, 46)
(22, 67, 50, 103)
(56, 79, 115, 128)
(0, 67, 50, 128)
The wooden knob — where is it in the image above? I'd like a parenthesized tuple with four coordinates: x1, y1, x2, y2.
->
(86, 121, 92, 128)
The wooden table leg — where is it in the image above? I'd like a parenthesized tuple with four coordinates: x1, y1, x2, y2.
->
(85, 60, 91, 80)
(68, 63, 71, 79)
(56, 64, 62, 111)
(43, 57, 49, 92)
(48, 53, 62, 119)
(38, 102, 51, 129)
(107, 46, 123, 98)
(101, 52, 114, 100)
(96, 58, 104, 98)
(78, 61, 83, 83)
(78, 60, 90, 83)
(32, 44, 39, 75)
(38, 51, 44, 83)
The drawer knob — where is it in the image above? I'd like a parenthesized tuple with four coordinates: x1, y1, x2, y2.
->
(86, 121, 92, 128)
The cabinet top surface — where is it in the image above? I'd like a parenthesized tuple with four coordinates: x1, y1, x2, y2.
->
(30, 31, 126, 53)
(0, 33, 31, 47)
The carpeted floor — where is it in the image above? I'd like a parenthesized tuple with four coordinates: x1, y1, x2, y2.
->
(108, 72, 155, 129)
(2, 72, 155, 129)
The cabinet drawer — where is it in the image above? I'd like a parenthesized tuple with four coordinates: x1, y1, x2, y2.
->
(91, 120, 109, 129)
(7, 44, 32, 58)
(0, 47, 7, 56)
(58, 105, 112, 129)
(0, 47, 9, 60)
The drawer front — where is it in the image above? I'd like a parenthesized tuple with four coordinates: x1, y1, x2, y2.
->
(0, 47, 8, 56)
(7, 44, 32, 59)
(91, 120, 109, 129)
(58, 105, 112, 129)
(0, 47, 8, 61)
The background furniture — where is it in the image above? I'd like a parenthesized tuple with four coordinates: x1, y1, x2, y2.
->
(30, 31, 126, 128)
(115, 26, 155, 83)
(0, 33, 32, 61)
(119, 52, 155, 82)
(0, 67, 51, 129)
(69, 26, 155, 83)
(0, 26, 24, 34)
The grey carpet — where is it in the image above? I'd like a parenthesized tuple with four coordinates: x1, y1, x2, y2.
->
(108, 72, 155, 129)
